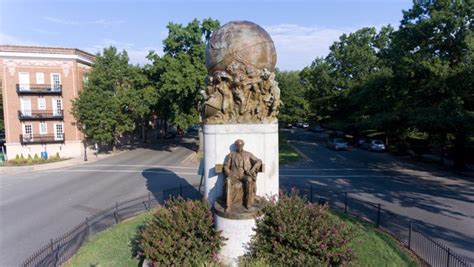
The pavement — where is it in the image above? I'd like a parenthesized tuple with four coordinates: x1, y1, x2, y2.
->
(0, 150, 121, 176)
(1, 130, 473, 265)
(280, 128, 474, 263)
(0, 136, 200, 267)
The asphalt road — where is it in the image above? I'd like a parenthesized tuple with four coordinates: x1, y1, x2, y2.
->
(0, 137, 200, 267)
(1, 130, 473, 266)
(280, 128, 474, 263)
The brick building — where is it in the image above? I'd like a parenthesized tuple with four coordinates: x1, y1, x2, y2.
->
(0, 45, 95, 159)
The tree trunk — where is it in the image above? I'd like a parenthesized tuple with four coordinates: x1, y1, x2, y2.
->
(453, 128, 466, 169)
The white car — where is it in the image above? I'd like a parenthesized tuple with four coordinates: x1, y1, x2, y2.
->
(363, 139, 386, 152)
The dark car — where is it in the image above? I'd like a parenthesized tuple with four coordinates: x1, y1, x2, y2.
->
(284, 123, 293, 129)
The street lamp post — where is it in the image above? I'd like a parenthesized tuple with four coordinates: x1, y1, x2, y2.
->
(82, 124, 87, 162)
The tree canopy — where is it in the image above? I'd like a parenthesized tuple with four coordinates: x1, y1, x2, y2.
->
(72, 46, 157, 146)
(145, 18, 220, 129)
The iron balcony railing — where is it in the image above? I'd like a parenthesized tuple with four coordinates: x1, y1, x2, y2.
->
(18, 110, 64, 120)
(16, 84, 62, 94)
(19, 134, 65, 144)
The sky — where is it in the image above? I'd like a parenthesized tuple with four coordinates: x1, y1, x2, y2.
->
(0, 0, 413, 70)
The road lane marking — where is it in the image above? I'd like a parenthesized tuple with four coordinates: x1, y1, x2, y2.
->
(47, 169, 412, 179)
(75, 164, 197, 169)
(48, 169, 199, 175)
(286, 141, 313, 162)
(280, 174, 413, 178)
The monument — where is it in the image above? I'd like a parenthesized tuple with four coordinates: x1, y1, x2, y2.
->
(202, 21, 280, 264)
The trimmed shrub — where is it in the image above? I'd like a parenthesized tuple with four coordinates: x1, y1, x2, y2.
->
(248, 191, 355, 266)
(138, 198, 225, 265)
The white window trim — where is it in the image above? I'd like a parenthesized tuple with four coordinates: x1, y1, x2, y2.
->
(36, 72, 45, 84)
(20, 97, 32, 116)
(23, 123, 33, 141)
(52, 98, 63, 116)
(39, 122, 47, 134)
(19, 72, 30, 91)
(51, 73, 61, 91)
(53, 123, 64, 141)
(38, 97, 46, 110)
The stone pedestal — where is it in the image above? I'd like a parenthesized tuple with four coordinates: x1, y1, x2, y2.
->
(214, 211, 259, 265)
(203, 123, 279, 207)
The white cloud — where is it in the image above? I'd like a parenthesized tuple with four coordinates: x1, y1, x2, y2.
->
(43, 17, 124, 27)
(33, 28, 59, 35)
(0, 32, 41, 46)
(44, 16, 79, 25)
(85, 39, 161, 65)
(265, 24, 357, 70)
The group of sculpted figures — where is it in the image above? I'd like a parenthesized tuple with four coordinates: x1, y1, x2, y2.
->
(202, 61, 281, 124)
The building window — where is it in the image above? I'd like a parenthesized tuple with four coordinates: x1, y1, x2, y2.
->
(51, 73, 61, 91)
(23, 124, 33, 141)
(52, 98, 63, 116)
(19, 72, 30, 91)
(39, 122, 47, 134)
(54, 123, 64, 140)
(38, 97, 46, 110)
(36, 73, 45, 84)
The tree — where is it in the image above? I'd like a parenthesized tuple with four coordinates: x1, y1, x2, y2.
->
(301, 26, 395, 130)
(72, 47, 157, 148)
(275, 70, 310, 123)
(389, 0, 474, 168)
(145, 18, 220, 129)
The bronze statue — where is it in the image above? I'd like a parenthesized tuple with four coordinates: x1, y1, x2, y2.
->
(222, 139, 262, 210)
(201, 21, 281, 124)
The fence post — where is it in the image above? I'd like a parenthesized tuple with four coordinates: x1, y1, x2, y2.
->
(85, 217, 90, 239)
(115, 202, 119, 224)
(447, 248, 451, 267)
(376, 203, 381, 227)
(408, 220, 412, 249)
(148, 192, 151, 210)
(310, 184, 313, 203)
(49, 238, 54, 264)
(344, 192, 348, 214)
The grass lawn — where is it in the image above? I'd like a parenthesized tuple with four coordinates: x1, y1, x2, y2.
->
(64, 209, 418, 267)
(331, 211, 419, 267)
(279, 134, 300, 165)
(64, 212, 154, 267)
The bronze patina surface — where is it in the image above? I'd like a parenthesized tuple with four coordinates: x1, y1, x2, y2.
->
(202, 21, 281, 124)
(216, 139, 263, 216)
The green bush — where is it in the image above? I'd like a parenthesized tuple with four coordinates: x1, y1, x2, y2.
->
(248, 191, 355, 266)
(137, 198, 225, 265)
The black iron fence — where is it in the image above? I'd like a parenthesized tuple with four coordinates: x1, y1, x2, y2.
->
(20, 184, 201, 267)
(21, 184, 472, 267)
(281, 184, 472, 267)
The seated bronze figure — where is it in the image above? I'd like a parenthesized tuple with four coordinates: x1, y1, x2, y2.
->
(221, 139, 262, 211)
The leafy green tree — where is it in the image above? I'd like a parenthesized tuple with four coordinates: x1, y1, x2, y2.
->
(275, 70, 310, 123)
(73, 47, 157, 149)
(389, 0, 474, 168)
(145, 18, 220, 129)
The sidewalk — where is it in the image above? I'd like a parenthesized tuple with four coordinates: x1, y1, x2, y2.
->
(0, 151, 121, 176)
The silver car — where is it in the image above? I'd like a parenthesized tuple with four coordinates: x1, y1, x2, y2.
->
(363, 139, 386, 152)
(327, 138, 349, 150)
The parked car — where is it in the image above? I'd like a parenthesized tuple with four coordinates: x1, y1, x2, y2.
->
(284, 123, 293, 129)
(327, 138, 349, 150)
(302, 122, 310, 129)
(362, 139, 386, 152)
(311, 125, 326, 133)
(187, 125, 200, 133)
